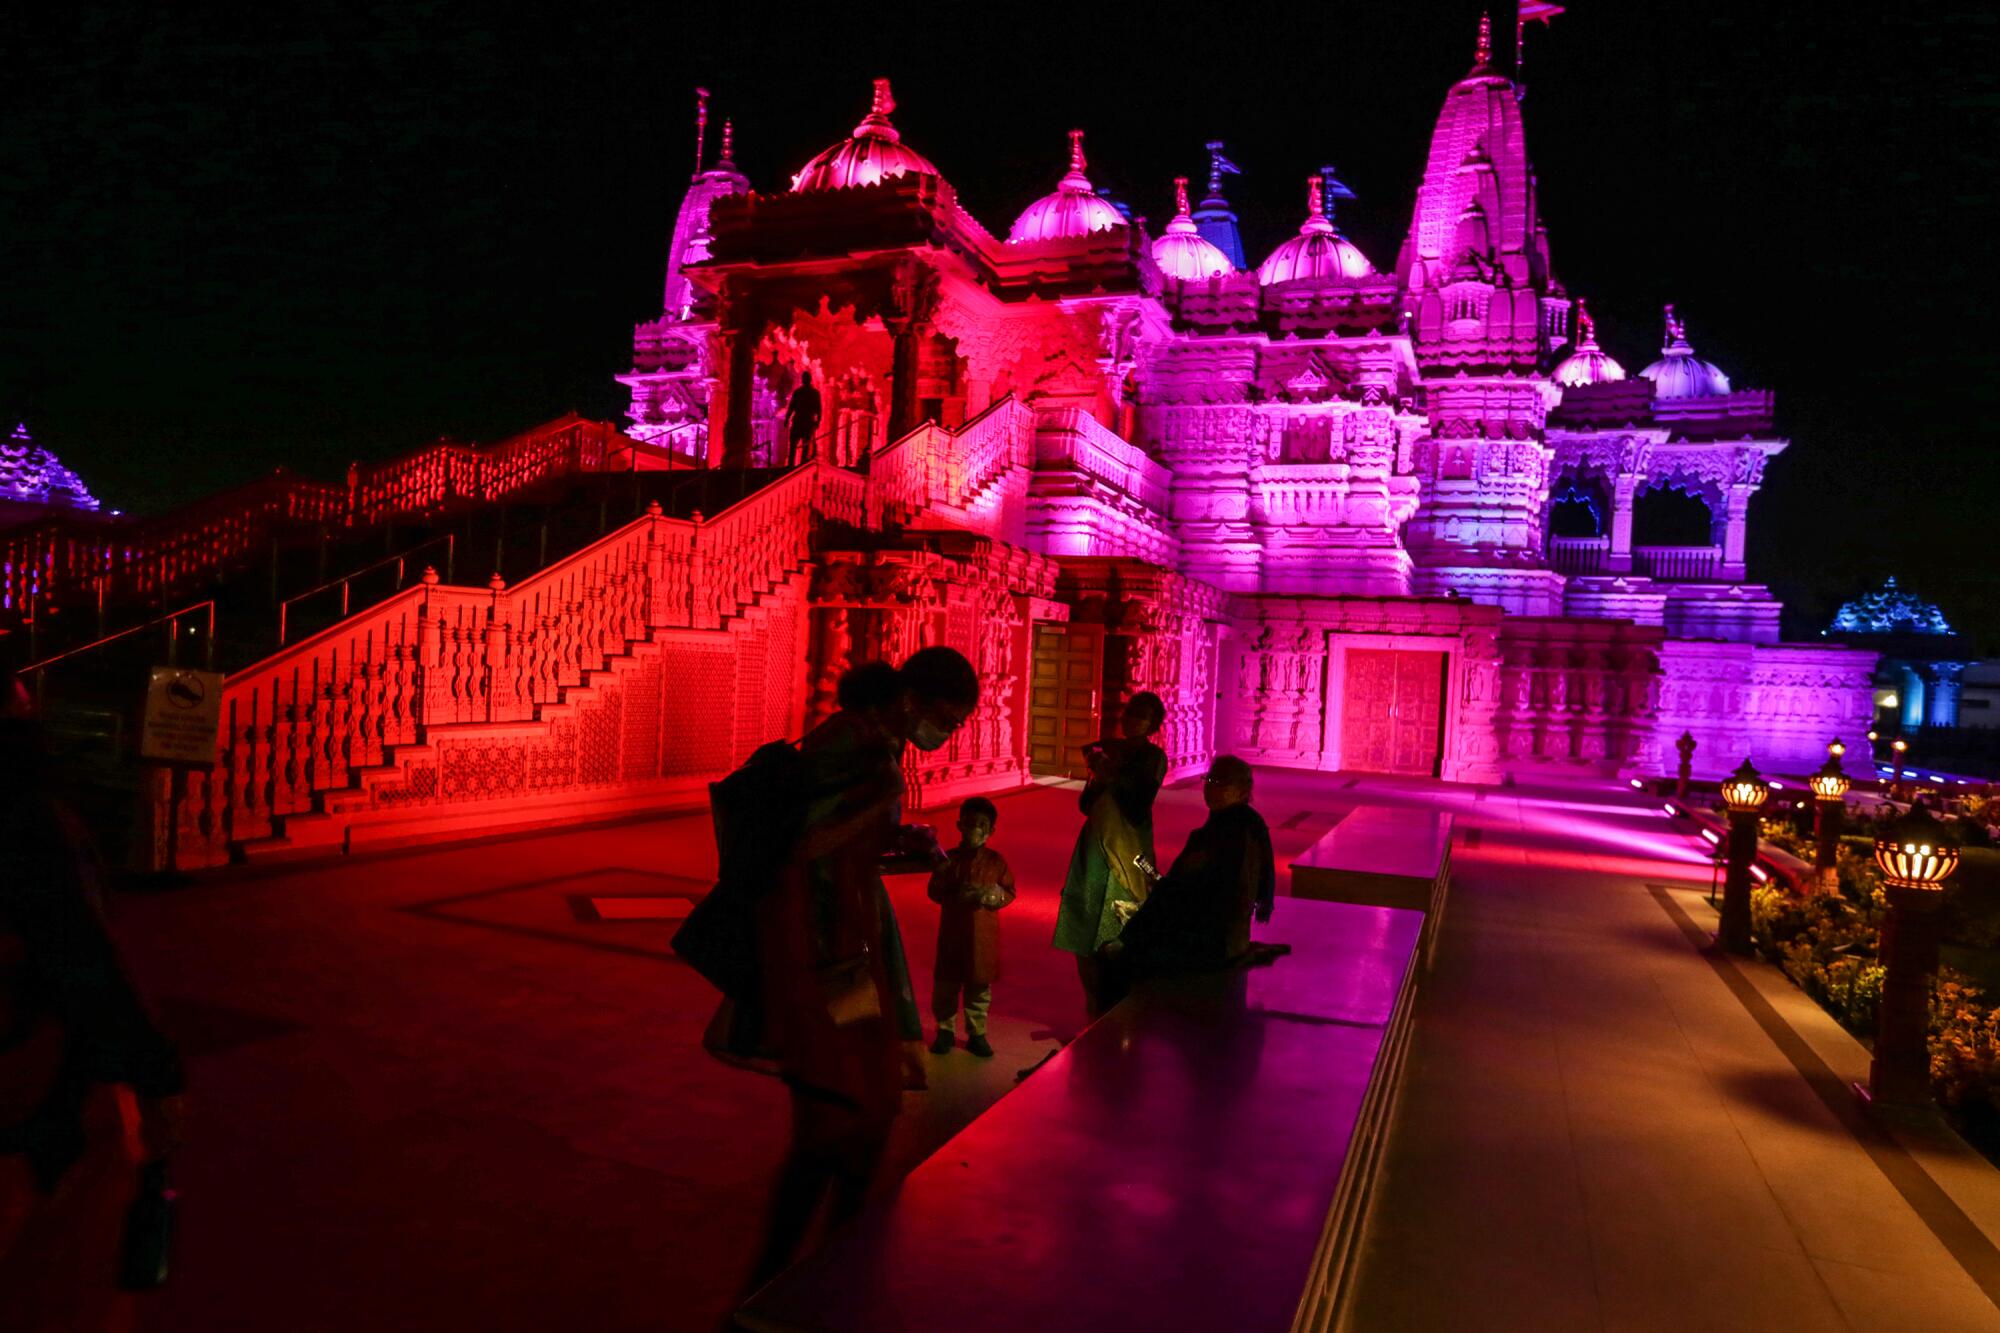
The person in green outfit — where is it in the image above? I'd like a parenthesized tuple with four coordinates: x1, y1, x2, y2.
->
(1051, 690, 1168, 1019)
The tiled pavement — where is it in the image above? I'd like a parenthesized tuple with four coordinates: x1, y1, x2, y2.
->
(102, 772, 2000, 1331)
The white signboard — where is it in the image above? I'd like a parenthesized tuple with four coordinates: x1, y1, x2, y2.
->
(140, 667, 225, 767)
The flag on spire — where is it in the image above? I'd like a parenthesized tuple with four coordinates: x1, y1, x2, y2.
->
(693, 87, 710, 178)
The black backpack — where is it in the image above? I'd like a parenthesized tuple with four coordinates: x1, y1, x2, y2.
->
(670, 740, 810, 1002)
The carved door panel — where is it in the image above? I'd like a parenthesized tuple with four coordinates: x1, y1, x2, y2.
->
(1341, 648, 1446, 776)
(1028, 623, 1103, 778)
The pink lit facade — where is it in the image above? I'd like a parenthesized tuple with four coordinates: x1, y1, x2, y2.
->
(610, 53, 1869, 789)
(133, 38, 1877, 867)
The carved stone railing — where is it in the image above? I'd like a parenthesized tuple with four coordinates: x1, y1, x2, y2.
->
(1032, 406, 1172, 513)
(871, 397, 1033, 534)
(0, 472, 349, 616)
(1635, 544, 1721, 582)
(170, 461, 862, 863)
(1548, 535, 1611, 576)
(348, 416, 625, 524)
(3, 415, 634, 623)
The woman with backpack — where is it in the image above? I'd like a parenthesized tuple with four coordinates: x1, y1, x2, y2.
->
(743, 647, 979, 1290)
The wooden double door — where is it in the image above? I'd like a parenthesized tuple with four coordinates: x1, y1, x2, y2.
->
(1028, 622, 1104, 778)
(1339, 648, 1446, 777)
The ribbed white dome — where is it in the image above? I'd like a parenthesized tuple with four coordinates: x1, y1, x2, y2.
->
(1151, 176, 1232, 280)
(1256, 176, 1375, 284)
(1553, 299, 1627, 387)
(791, 78, 940, 193)
(1639, 304, 1731, 398)
(1008, 130, 1127, 244)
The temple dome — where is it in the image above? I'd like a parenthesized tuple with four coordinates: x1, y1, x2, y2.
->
(1151, 176, 1232, 281)
(1829, 577, 1954, 637)
(1552, 299, 1627, 387)
(1008, 131, 1127, 244)
(1256, 176, 1375, 284)
(791, 78, 939, 193)
(0, 422, 99, 512)
(1638, 304, 1731, 398)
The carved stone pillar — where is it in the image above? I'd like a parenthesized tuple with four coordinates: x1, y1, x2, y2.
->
(882, 260, 939, 445)
(1608, 477, 1637, 573)
(1928, 662, 1967, 729)
(1720, 486, 1753, 581)
(713, 287, 766, 470)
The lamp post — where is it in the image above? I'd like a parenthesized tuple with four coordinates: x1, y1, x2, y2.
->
(1675, 730, 1697, 802)
(1718, 759, 1770, 955)
(1865, 804, 1960, 1108)
(1808, 757, 1850, 894)
(1891, 736, 1910, 799)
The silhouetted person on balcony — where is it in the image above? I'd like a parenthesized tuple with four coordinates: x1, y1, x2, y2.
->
(0, 669, 187, 1331)
(785, 372, 823, 467)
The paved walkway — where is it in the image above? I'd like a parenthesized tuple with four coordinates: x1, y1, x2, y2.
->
(100, 771, 2000, 1331)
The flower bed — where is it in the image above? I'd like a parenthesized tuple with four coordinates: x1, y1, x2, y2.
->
(1747, 845, 2000, 1135)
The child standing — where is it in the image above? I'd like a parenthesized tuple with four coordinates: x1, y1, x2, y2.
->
(927, 797, 1015, 1058)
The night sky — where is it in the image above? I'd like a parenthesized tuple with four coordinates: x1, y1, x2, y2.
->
(7, 3, 1997, 646)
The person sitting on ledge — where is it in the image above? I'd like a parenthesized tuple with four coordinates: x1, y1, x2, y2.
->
(1105, 755, 1278, 990)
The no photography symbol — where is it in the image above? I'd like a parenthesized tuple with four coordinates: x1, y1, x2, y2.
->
(166, 675, 207, 710)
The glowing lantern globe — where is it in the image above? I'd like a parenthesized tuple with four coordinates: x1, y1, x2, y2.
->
(1808, 761, 1850, 802)
(1873, 805, 1959, 890)
(1828, 738, 1847, 759)
(1720, 760, 1770, 814)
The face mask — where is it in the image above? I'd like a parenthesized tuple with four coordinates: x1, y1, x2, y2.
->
(911, 718, 954, 752)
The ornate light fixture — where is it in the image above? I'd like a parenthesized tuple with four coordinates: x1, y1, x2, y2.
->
(1720, 759, 1770, 814)
(1809, 758, 1850, 893)
(1873, 804, 1959, 890)
(1866, 804, 1960, 1108)
(1808, 762, 1851, 803)
(1828, 738, 1847, 759)
(1717, 759, 1766, 954)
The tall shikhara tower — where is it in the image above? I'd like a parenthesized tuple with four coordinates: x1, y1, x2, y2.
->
(1398, 15, 1569, 614)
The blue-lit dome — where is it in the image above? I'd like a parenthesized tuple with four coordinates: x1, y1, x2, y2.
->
(0, 422, 99, 511)
(1009, 131, 1127, 244)
(1639, 304, 1731, 398)
(1828, 578, 1954, 637)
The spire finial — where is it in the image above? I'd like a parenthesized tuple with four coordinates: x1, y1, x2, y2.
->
(1308, 174, 1325, 219)
(693, 87, 710, 178)
(1663, 302, 1688, 352)
(1575, 297, 1596, 345)
(1475, 11, 1494, 68)
(1204, 140, 1239, 200)
(1174, 176, 1191, 217)
(1068, 129, 1087, 176)
(854, 77, 900, 140)
(718, 118, 735, 168)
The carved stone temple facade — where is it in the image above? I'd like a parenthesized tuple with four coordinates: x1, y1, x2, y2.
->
(616, 32, 1874, 792)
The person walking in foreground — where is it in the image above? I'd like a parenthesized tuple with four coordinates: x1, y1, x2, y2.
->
(0, 669, 187, 1333)
(743, 648, 979, 1291)
(1052, 691, 1168, 1019)
(927, 797, 1015, 1059)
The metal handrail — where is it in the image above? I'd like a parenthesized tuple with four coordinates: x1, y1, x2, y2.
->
(277, 533, 456, 645)
(21, 599, 218, 709)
